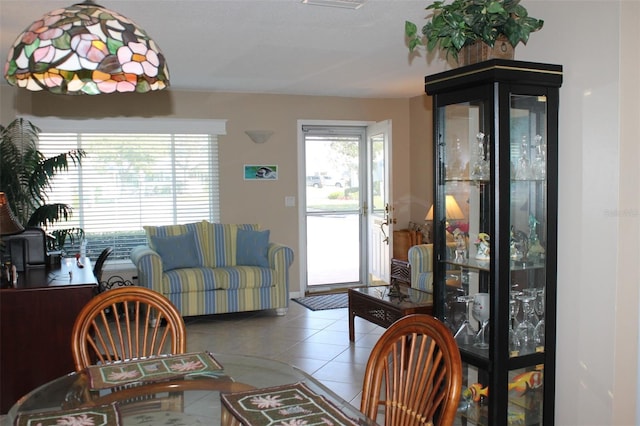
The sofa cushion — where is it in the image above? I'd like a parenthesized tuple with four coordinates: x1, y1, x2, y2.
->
(162, 266, 275, 293)
(150, 231, 202, 272)
(144, 221, 207, 252)
(236, 229, 270, 267)
(201, 223, 260, 268)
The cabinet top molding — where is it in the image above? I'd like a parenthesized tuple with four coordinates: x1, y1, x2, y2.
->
(425, 59, 563, 95)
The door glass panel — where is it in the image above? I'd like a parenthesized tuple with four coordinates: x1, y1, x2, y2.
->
(367, 124, 390, 284)
(305, 130, 361, 287)
(370, 134, 385, 211)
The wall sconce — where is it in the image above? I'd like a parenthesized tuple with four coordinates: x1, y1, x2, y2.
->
(245, 130, 274, 144)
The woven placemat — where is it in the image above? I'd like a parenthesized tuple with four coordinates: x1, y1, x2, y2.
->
(16, 403, 121, 426)
(221, 382, 358, 426)
(87, 351, 224, 390)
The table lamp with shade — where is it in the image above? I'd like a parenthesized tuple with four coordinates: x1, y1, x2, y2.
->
(426, 195, 465, 227)
(0, 192, 24, 237)
(426, 195, 468, 284)
(425, 195, 467, 241)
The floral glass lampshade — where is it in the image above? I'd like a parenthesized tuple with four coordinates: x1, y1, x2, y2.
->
(4, 0, 169, 95)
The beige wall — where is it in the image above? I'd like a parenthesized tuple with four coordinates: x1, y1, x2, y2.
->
(0, 87, 430, 295)
(517, 1, 638, 424)
(409, 95, 433, 231)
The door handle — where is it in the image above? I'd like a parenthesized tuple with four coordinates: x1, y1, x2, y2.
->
(380, 221, 389, 244)
(380, 203, 390, 244)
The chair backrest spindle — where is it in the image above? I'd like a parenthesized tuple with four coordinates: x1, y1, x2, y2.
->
(71, 286, 186, 371)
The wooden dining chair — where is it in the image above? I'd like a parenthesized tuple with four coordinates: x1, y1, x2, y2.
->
(360, 314, 462, 426)
(71, 286, 187, 371)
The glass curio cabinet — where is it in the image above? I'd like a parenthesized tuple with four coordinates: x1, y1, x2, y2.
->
(425, 60, 562, 425)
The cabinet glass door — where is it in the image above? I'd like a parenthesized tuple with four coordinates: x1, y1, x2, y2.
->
(509, 94, 548, 356)
(437, 98, 491, 353)
(505, 93, 549, 424)
(438, 97, 494, 425)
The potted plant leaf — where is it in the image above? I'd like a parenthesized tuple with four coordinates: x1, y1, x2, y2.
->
(0, 118, 85, 253)
(405, 0, 544, 64)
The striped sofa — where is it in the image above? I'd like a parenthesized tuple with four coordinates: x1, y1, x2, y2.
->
(130, 221, 294, 317)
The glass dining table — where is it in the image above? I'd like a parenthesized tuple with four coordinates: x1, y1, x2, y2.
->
(9, 352, 374, 426)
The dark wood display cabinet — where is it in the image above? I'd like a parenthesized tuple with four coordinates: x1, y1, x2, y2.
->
(0, 259, 97, 413)
(426, 60, 562, 425)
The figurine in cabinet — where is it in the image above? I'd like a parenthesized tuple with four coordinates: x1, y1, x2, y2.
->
(453, 228, 467, 262)
(528, 215, 545, 260)
(474, 233, 490, 260)
(510, 227, 528, 261)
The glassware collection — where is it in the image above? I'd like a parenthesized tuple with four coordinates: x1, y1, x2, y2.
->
(450, 286, 545, 355)
(514, 134, 546, 180)
(470, 132, 490, 180)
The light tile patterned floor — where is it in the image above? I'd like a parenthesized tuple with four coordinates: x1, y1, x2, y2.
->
(1, 300, 384, 425)
(184, 300, 385, 406)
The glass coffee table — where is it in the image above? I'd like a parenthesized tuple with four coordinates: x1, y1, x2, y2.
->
(348, 286, 434, 341)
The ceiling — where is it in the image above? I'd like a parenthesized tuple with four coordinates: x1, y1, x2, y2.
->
(0, 0, 450, 99)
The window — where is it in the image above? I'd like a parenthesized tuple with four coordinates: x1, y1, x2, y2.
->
(32, 117, 226, 261)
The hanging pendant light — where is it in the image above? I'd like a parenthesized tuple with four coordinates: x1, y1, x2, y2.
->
(3, 0, 169, 95)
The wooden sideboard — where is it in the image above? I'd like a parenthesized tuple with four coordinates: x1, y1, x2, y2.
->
(0, 258, 97, 413)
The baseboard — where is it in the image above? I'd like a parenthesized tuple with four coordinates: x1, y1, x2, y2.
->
(289, 291, 302, 299)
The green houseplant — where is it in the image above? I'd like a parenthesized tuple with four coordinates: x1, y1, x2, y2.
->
(406, 0, 544, 62)
(0, 118, 85, 251)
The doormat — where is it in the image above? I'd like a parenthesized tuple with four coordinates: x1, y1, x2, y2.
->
(293, 293, 348, 311)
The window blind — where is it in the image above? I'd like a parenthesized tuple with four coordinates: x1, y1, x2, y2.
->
(38, 132, 220, 261)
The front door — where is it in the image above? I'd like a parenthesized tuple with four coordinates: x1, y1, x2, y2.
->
(301, 120, 392, 293)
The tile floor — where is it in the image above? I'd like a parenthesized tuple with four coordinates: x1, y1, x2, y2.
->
(1, 300, 385, 425)
(183, 299, 385, 407)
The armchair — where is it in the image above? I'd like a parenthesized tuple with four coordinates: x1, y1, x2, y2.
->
(408, 244, 434, 292)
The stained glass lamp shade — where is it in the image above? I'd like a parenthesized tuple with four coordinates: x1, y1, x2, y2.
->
(4, 0, 169, 95)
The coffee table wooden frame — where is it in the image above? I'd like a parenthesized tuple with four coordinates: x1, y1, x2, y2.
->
(348, 286, 433, 341)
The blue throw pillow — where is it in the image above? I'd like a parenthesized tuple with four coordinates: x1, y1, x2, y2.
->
(150, 231, 202, 272)
(236, 229, 270, 268)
